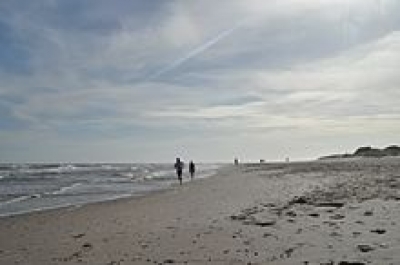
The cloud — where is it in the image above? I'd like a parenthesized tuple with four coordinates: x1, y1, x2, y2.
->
(0, 0, 399, 161)
(145, 29, 400, 134)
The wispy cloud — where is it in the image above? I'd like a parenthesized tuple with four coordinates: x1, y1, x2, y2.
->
(0, 0, 399, 162)
(149, 20, 247, 80)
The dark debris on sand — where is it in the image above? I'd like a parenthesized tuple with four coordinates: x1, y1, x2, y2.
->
(229, 159, 400, 264)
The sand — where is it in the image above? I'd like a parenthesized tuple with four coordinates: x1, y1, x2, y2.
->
(0, 158, 399, 265)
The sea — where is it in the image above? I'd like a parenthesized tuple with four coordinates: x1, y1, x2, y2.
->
(0, 163, 221, 217)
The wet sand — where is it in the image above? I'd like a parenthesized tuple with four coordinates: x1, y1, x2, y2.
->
(0, 158, 399, 264)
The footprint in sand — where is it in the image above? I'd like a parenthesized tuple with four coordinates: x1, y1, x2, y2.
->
(363, 210, 373, 216)
(72, 233, 85, 239)
(330, 213, 345, 220)
(357, 244, 374, 252)
(82, 242, 92, 251)
(308, 212, 320, 218)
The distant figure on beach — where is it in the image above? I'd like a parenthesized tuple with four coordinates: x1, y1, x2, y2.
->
(174, 158, 184, 185)
(189, 160, 196, 179)
(234, 158, 239, 165)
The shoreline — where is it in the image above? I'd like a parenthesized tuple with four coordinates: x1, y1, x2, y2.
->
(0, 167, 219, 220)
(1, 159, 399, 264)
(0, 164, 223, 219)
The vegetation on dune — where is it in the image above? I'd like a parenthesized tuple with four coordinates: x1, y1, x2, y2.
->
(319, 145, 400, 160)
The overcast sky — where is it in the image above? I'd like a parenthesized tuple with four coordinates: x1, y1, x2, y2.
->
(0, 0, 399, 163)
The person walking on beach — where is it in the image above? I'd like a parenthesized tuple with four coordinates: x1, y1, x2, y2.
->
(189, 160, 196, 179)
(174, 158, 184, 185)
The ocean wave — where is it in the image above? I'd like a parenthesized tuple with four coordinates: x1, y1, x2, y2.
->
(5, 174, 62, 181)
(51, 183, 83, 195)
(0, 193, 136, 218)
(143, 175, 154, 180)
(17, 165, 75, 175)
(0, 165, 14, 171)
(142, 170, 175, 181)
(0, 163, 223, 217)
(91, 177, 133, 184)
(100, 165, 122, 170)
(16, 164, 112, 175)
(0, 195, 31, 206)
(121, 172, 136, 178)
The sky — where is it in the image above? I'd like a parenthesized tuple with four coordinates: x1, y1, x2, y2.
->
(0, 0, 399, 163)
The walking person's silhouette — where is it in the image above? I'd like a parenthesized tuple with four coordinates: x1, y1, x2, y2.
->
(189, 160, 195, 180)
(174, 158, 184, 185)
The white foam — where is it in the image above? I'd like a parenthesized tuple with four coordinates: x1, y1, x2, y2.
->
(0, 163, 223, 218)
(143, 175, 153, 180)
(0, 193, 139, 218)
(101, 165, 119, 170)
(120, 172, 135, 178)
(52, 183, 82, 195)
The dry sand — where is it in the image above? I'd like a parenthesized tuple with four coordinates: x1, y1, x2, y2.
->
(0, 158, 399, 265)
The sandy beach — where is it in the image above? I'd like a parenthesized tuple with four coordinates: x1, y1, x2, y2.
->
(0, 158, 399, 265)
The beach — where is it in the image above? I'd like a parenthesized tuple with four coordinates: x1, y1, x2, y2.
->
(0, 158, 399, 265)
